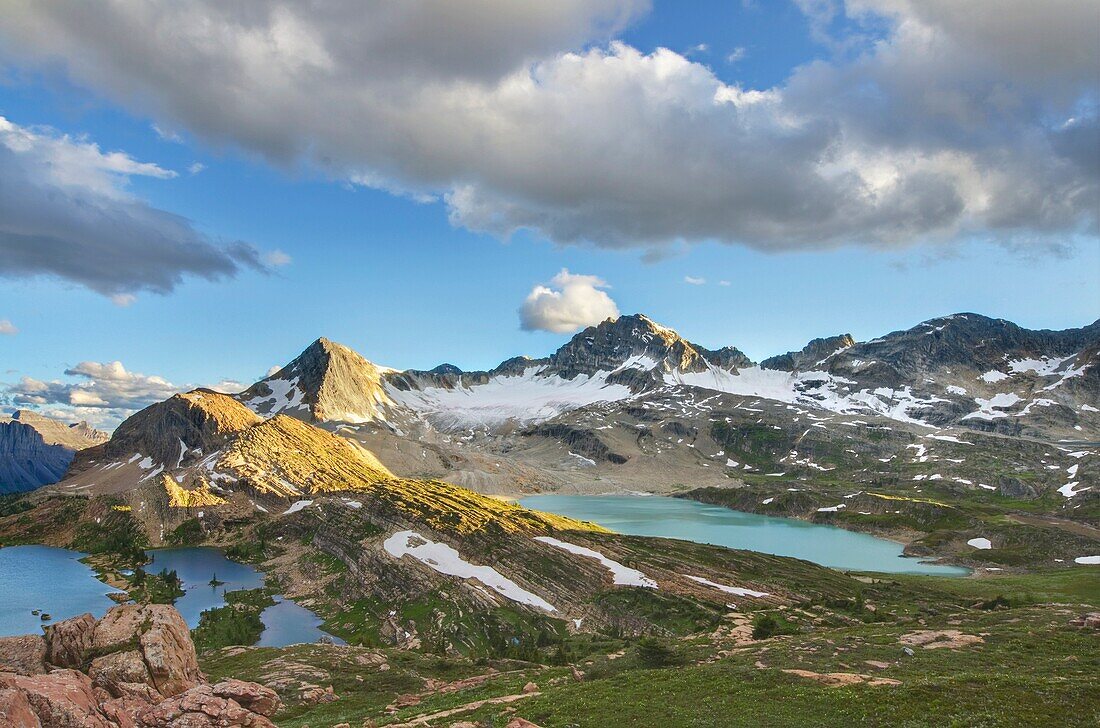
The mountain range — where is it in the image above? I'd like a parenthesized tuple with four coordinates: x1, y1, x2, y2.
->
(0, 410, 108, 494)
(1, 311, 1097, 728)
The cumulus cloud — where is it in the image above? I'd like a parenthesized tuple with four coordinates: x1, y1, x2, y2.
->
(684, 276, 706, 285)
(0, 116, 269, 299)
(519, 269, 620, 333)
(0, 319, 16, 335)
(1, 360, 251, 429)
(0, 0, 1095, 253)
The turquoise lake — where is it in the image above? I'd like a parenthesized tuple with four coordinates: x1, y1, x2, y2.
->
(0, 544, 342, 644)
(519, 494, 969, 576)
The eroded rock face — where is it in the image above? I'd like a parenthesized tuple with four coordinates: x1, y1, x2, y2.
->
(0, 605, 280, 727)
(0, 685, 41, 727)
(44, 613, 97, 670)
(0, 635, 47, 676)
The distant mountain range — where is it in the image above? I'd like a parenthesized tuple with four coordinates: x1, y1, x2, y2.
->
(0, 410, 108, 493)
(233, 312, 1099, 440)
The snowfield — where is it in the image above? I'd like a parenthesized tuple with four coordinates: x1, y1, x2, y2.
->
(385, 530, 555, 611)
(967, 538, 992, 550)
(385, 364, 634, 430)
(535, 536, 657, 588)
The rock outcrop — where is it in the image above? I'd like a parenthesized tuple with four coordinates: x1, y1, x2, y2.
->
(0, 604, 280, 727)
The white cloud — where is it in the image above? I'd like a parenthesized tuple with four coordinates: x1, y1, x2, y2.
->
(2, 360, 253, 429)
(0, 1, 1095, 253)
(263, 249, 292, 267)
(0, 319, 16, 335)
(0, 115, 264, 298)
(110, 293, 136, 307)
(519, 269, 620, 333)
(726, 47, 746, 63)
(718, 280, 731, 286)
(187, 162, 205, 174)
(684, 276, 706, 285)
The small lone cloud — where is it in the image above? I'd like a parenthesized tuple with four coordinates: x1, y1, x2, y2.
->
(718, 280, 731, 286)
(263, 250, 292, 267)
(684, 276, 707, 285)
(152, 123, 183, 143)
(727, 47, 747, 63)
(0, 319, 17, 335)
(188, 162, 205, 175)
(520, 269, 620, 334)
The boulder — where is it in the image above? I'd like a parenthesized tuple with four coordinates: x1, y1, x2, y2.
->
(0, 669, 114, 728)
(136, 608, 202, 697)
(1, 605, 276, 728)
(0, 687, 41, 728)
(0, 635, 47, 676)
(209, 680, 281, 717)
(44, 613, 97, 670)
(139, 684, 276, 728)
(90, 605, 201, 698)
(89, 651, 153, 698)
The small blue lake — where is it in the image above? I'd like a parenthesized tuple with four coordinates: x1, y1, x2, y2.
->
(0, 545, 343, 644)
(519, 495, 969, 576)
(0, 545, 125, 637)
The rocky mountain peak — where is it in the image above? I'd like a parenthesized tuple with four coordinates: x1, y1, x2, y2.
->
(548, 313, 749, 380)
(238, 337, 396, 425)
(760, 333, 856, 372)
(78, 389, 262, 470)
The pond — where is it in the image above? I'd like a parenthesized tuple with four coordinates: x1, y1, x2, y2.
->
(0, 545, 125, 637)
(0, 544, 343, 644)
(518, 494, 969, 576)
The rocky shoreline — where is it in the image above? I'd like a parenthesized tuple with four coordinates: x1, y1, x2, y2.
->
(0, 603, 279, 727)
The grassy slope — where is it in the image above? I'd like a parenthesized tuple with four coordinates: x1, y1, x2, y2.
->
(202, 567, 1100, 728)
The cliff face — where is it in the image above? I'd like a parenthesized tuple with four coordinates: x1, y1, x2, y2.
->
(0, 412, 108, 494)
(0, 604, 280, 727)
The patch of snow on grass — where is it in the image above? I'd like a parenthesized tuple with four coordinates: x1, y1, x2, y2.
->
(1058, 482, 1090, 498)
(535, 536, 657, 588)
(967, 538, 992, 550)
(283, 499, 313, 514)
(817, 504, 846, 512)
(386, 531, 555, 610)
(684, 575, 769, 598)
(1074, 556, 1100, 565)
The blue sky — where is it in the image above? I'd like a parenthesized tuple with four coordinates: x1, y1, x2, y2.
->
(0, 1, 1097, 427)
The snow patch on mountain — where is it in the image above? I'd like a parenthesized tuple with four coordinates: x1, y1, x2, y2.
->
(386, 530, 555, 611)
(535, 536, 657, 588)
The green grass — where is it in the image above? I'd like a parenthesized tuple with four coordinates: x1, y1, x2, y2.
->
(192, 588, 276, 652)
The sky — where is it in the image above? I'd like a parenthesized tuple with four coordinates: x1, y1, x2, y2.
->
(0, 0, 1098, 429)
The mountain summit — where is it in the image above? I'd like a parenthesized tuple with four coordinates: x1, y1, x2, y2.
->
(547, 314, 751, 382)
(238, 337, 397, 425)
